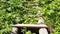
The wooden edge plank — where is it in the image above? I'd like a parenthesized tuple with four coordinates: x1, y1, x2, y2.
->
(12, 24, 48, 28)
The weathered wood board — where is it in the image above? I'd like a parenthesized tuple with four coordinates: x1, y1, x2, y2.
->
(12, 24, 48, 28)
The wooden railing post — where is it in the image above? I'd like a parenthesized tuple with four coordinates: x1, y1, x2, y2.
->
(11, 27, 18, 34)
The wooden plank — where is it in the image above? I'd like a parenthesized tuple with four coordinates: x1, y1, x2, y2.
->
(12, 24, 48, 28)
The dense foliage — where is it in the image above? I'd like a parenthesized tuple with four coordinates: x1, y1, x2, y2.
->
(0, 0, 60, 34)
